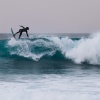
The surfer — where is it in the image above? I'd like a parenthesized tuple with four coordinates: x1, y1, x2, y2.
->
(14, 26, 29, 39)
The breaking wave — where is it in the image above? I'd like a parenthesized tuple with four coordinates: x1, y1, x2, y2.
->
(1, 33, 100, 65)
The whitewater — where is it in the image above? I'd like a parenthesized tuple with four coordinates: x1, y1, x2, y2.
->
(5, 33, 100, 65)
(0, 33, 100, 100)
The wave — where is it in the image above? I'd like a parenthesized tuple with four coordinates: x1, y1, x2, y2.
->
(1, 33, 100, 65)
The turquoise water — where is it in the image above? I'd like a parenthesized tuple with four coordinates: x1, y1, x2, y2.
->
(0, 33, 100, 100)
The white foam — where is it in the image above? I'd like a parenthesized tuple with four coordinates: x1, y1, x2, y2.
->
(0, 74, 100, 100)
(8, 33, 100, 64)
(8, 37, 57, 61)
(66, 33, 100, 64)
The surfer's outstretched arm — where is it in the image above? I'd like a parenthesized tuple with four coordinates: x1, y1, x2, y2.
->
(20, 26, 25, 29)
(26, 31, 29, 38)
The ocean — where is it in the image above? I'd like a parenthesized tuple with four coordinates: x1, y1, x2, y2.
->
(0, 33, 100, 100)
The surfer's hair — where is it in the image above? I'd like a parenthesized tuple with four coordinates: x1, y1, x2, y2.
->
(26, 27, 29, 30)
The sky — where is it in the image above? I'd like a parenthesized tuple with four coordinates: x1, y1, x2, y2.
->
(0, 0, 100, 33)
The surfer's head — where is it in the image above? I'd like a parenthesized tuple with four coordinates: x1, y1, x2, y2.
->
(26, 27, 29, 30)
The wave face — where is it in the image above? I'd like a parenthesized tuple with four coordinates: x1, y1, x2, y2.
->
(1, 33, 100, 65)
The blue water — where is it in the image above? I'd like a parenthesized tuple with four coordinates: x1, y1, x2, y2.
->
(0, 33, 100, 100)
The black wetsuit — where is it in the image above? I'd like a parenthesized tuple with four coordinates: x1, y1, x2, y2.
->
(14, 26, 29, 39)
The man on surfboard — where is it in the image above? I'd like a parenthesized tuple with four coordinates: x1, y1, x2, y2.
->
(14, 26, 29, 39)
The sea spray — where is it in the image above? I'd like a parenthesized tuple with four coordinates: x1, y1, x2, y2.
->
(66, 33, 100, 64)
(8, 37, 58, 61)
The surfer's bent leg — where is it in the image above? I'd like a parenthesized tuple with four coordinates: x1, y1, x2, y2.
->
(14, 31, 19, 36)
(19, 32, 22, 39)
(14, 29, 21, 36)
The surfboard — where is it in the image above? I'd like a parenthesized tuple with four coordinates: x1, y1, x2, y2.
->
(11, 28, 15, 38)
